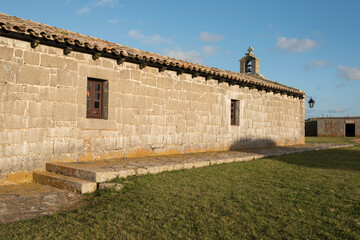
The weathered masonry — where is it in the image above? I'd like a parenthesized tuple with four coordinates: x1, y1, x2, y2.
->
(305, 117, 360, 137)
(0, 13, 305, 184)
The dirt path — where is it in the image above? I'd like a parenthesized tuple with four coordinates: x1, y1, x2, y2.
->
(0, 183, 83, 224)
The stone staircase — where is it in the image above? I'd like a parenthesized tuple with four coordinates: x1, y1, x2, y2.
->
(33, 170, 97, 194)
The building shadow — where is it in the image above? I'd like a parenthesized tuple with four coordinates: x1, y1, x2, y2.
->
(228, 137, 359, 172)
(229, 137, 277, 151)
(270, 146, 360, 172)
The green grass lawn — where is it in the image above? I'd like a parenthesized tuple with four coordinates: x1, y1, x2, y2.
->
(1, 137, 359, 239)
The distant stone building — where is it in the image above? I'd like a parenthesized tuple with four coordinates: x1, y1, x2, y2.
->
(305, 117, 360, 137)
(0, 12, 305, 184)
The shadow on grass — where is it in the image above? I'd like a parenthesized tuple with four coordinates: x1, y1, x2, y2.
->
(271, 146, 360, 172)
(228, 137, 360, 172)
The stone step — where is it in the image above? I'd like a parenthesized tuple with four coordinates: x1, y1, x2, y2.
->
(46, 162, 97, 182)
(33, 171, 97, 194)
(46, 162, 138, 183)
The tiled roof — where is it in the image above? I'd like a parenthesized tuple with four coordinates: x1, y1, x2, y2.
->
(307, 117, 360, 120)
(0, 12, 304, 96)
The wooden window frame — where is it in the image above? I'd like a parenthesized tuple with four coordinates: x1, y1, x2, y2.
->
(231, 99, 239, 126)
(87, 78, 105, 119)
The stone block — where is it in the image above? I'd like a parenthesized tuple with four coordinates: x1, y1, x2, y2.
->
(24, 51, 40, 65)
(131, 70, 141, 81)
(26, 129, 45, 143)
(39, 87, 58, 101)
(0, 62, 19, 83)
(24, 85, 40, 94)
(28, 102, 53, 118)
(79, 65, 117, 80)
(117, 108, 133, 124)
(66, 59, 78, 71)
(18, 65, 50, 86)
(6, 171, 26, 183)
(47, 46, 64, 55)
(57, 69, 77, 86)
(0, 46, 14, 61)
(69, 139, 83, 153)
(7, 83, 23, 93)
(116, 79, 138, 94)
(53, 103, 77, 121)
(105, 137, 117, 150)
(28, 117, 52, 128)
(54, 141, 69, 154)
(101, 58, 115, 69)
(4, 115, 28, 129)
(41, 54, 66, 69)
(120, 94, 134, 108)
(98, 183, 123, 191)
(143, 77, 157, 87)
(0, 132, 8, 144)
(30, 141, 53, 155)
(0, 36, 13, 46)
(79, 130, 100, 138)
(92, 138, 105, 150)
(3, 101, 26, 115)
(163, 77, 174, 90)
(78, 118, 117, 130)
(15, 49, 23, 58)
(48, 127, 76, 138)
(4, 143, 30, 156)
(7, 131, 25, 144)
(57, 87, 77, 103)
(119, 69, 131, 79)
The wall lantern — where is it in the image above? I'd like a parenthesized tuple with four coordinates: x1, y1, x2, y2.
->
(308, 98, 315, 108)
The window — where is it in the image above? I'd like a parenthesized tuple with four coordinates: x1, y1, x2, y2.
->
(87, 78, 106, 119)
(231, 99, 239, 126)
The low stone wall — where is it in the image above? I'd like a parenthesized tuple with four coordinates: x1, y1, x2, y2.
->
(0, 36, 305, 184)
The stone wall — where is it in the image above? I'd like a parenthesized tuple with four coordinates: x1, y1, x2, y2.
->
(316, 118, 360, 137)
(0, 36, 305, 184)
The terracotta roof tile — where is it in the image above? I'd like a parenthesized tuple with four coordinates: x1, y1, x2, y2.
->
(0, 12, 304, 96)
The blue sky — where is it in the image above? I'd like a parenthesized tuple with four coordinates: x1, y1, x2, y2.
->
(2, 0, 360, 118)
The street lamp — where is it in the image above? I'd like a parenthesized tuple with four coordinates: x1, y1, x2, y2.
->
(308, 98, 315, 108)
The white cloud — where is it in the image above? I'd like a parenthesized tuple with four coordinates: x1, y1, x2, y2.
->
(108, 19, 118, 24)
(128, 30, 144, 39)
(164, 47, 202, 64)
(304, 60, 332, 70)
(276, 37, 317, 53)
(128, 30, 172, 44)
(77, 0, 119, 16)
(337, 65, 360, 81)
(76, 7, 90, 15)
(199, 32, 224, 43)
(328, 108, 347, 114)
(94, 0, 119, 7)
(203, 46, 218, 56)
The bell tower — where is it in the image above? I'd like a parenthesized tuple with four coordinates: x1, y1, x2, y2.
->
(239, 47, 263, 78)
